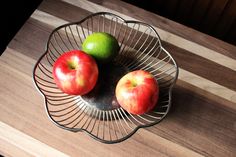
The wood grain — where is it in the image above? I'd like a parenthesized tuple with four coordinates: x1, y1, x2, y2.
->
(0, 122, 69, 157)
(1, 0, 236, 156)
(162, 42, 236, 91)
(148, 85, 236, 157)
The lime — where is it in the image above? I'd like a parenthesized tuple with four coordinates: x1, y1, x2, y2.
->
(82, 32, 119, 63)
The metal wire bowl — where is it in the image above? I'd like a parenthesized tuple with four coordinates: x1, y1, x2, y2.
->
(33, 12, 178, 144)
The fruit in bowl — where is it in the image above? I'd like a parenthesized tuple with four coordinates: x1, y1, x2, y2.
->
(115, 70, 159, 115)
(52, 50, 98, 95)
(82, 32, 119, 63)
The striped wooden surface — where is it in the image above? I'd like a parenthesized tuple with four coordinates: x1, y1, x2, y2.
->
(0, 0, 236, 156)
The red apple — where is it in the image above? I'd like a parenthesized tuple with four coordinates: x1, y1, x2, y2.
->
(115, 70, 159, 115)
(52, 50, 98, 95)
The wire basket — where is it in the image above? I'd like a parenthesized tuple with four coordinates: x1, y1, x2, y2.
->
(33, 12, 178, 144)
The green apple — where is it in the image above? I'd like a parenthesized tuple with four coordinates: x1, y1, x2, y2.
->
(82, 32, 119, 63)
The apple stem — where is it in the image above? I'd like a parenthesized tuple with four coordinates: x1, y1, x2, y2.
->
(131, 80, 137, 87)
(67, 61, 78, 70)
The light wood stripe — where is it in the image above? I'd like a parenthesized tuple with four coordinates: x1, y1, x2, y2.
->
(0, 122, 69, 157)
(30, 10, 236, 108)
(179, 68, 236, 105)
(0, 139, 33, 157)
(32, 8, 68, 27)
(62, 0, 236, 72)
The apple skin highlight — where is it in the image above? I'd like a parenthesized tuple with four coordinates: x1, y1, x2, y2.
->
(115, 70, 159, 115)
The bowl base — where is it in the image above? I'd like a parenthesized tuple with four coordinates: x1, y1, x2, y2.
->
(81, 62, 129, 111)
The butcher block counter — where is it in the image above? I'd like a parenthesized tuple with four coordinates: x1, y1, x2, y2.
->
(0, 0, 236, 156)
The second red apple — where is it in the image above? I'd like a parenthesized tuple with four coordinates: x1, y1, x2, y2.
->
(115, 70, 159, 115)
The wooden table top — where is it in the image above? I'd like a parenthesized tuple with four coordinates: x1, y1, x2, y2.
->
(0, 0, 236, 156)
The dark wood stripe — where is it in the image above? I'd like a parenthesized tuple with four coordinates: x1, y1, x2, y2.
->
(8, 18, 52, 61)
(88, 0, 236, 60)
(36, 0, 236, 91)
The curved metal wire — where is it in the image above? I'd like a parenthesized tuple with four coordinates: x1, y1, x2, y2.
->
(32, 12, 179, 144)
